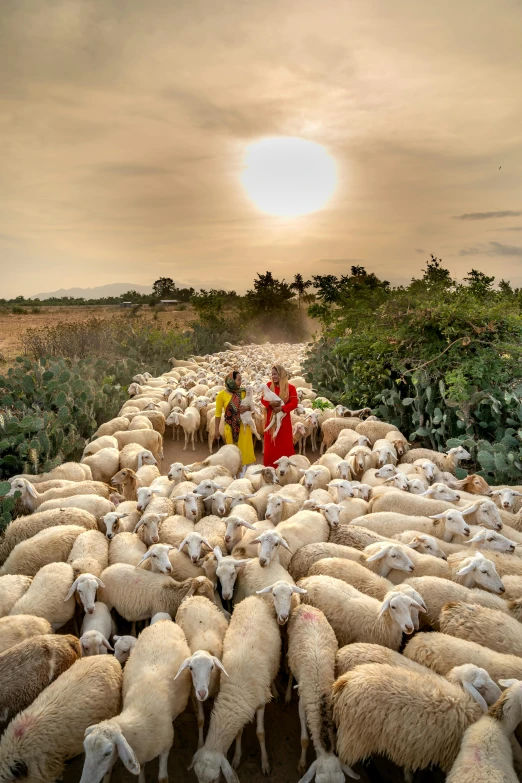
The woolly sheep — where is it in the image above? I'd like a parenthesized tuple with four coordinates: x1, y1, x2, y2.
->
(65, 572, 106, 614)
(319, 418, 356, 454)
(10, 562, 76, 631)
(0, 656, 122, 783)
(288, 541, 376, 582)
(264, 485, 308, 524)
(328, 524, 395, 550)
(371, 438, 398, 468)
(98, 563, 213, 621)
(299, 575, 423, 648)
(113, 635, 137, 665)
(360, 465, 398, 487)
(37, 494, 115, 520)
(451, 548, 522, 579)
(401, 445, 471, 474)
(0, 508, 96, 566)
(355, 420, 398, 444)
(274, 455, 310, 486)
(67, 529, 109, 578)
(300, 465, 335, 492)
(186, 444, 242, 479)
(335, 642, 432, 679)
(446, 681, 522, 783)
(14, 461, 92, 483)
(94, 416, 130, 437)
(0, 634, 81, 732)
(318, 453, 352, 481)
(175, 596, 229, 747)
(308, 557, 393, 601)
(332, 662, 480, 773)
(447, 551, 505, 594)
(404, 632, 522, 681)
(233, 558, 301, 621)
(6, 478, 111, 513)
(395, 532, 449, 559)
(109, 532, 147, 566)
(353, 509, 473, 543)
(385, 429, 409, 457)
(113, 429, 163, 462)
(0, 525, 86, 577)
(288, 604, 358, 782)
(257, 510, 330, 570)
(119, 444, 156, 471)
(81, 601, 115, 647)
(81, 448, 121, 484)
(80, 629, 114, 657)
(440, 601, 522, 657)
(0, 575, 32, 618)
(190, 595, 281, 781)
(370, 491, 503, 532)
(0, 615, 52, 654)
(404, 575, 508, 629)
(166, 408, 201, 451)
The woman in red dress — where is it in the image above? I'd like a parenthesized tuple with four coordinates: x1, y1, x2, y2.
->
(261, 364, 299, 468)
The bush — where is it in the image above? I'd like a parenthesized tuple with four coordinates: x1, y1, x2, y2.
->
(11, 306, 26, 314)
(304, 260, 522, 483)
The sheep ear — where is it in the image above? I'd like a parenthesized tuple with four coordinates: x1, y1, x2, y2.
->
(280, 497, 294, 504)
(102, 637, 114, 651)
(407, 539, 421, 550)
(26, 482, 38, 498)
(456, 561, 476, 576)
(213, 546, 223, 562)
(489, 489, 501, 496)
(211, 656, 229, 677)
(462, 681, 488, 712)
(64, 578, 80, 601)
(429, 512, 447, 520)
(178, 537, 190, 552)
(115, 733, 140, 775)
(461, 504, 479, 516)
(499, 679, 521, 688)
(94, 577, 106, 588)
(220, 756, 240, 783)
(365, 548, 388, 562)
(116, 512, 129, 519)
(466, 533, 484, 544)
(256, 585, 274, 595)
(297, 760, 318, 783)
(279, 537, 292, 552)
(136, 551, 152, 568)
(133, 519, 145, 532)
(201, 538, 213, 551)
(378, 596, 392, 618)
(240, 521, 257, 530)
(420, 488, 434, 496)
(292, 585, 307, 595)
(174, 657, 192, 680)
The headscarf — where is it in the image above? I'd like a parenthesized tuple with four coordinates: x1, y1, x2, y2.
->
(272, 364, 289, 402)
(224, 370, 242, 443)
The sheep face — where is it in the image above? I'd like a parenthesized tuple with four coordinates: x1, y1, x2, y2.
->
(490, 487, 522, 511)
(81, 725, 140, 783)
(449, 664, 501, 711)
(328, 480, 354, 501)
(406, 535, 447, 560)
(175, 650, 228, 701)
(228, 492, 254, 510)
(306, 754, 359, 783)
(134, 514, 162, 545)
(7, 478, 34, 507)
(179, 533, 212, 564)
(256, 581, 307, 625)
(474, 501, 503, 531)
(136, 487, 154, 512)
(374, 465, 397, 479)
(213, 548, 249, 600)
(137, 543, 173, 573)
(466, 529, 516, 553)
(430, 510, 470, 539)
(407, 478, 427, 494)
(383, 474, 409, 491)
(252, 531, 292, 568)
(449, 446, 471, 462)
(265, 493, 292, 523)
(180, 493, 202, 521)
(351, 483, 370, 501)
(168, 462, 187, 482)
(364, 544, 414, 574)
(421, 483, 460, 502)
(379, 593, 423, 636)
(456, 553, 505, 594)
(110, 468, 136, 488)
(309, 502, 342, 528)
(193, 480, 219, 499)
(415, 460, 437, 483)
(274, 457, 293, 479)
(104, 511, 129, 539)
(336, 461, 352, 480)
(138, 450, 157, 467)
(224, 517, 256, 548)
(113, 635, 136, 665)
(66, 574, 104, 613)
(80, 630, 112, 657)
(191, 749, 238, 783)
(205, 491, 228, 517)
(301, 468, 325, 491)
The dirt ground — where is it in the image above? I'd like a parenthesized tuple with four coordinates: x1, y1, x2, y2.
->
(0, 304, 196, 368)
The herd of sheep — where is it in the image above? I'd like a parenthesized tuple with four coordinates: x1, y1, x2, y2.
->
(2, 342, 522, 782)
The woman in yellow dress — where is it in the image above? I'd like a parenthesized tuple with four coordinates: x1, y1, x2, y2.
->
(213, 370, 256, 474)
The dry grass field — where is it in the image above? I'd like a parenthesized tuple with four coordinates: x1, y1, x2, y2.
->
(0, 304, 196, 369)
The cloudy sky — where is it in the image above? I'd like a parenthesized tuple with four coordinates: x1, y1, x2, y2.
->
(1, 0, 521, 298)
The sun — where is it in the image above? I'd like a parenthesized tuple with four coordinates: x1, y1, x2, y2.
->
(240, 137, 337, 217)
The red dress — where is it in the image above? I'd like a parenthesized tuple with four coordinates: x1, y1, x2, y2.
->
(261, 383, 299, 468)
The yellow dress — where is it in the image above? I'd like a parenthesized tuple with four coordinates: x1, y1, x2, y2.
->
(214, 389, 256, 466)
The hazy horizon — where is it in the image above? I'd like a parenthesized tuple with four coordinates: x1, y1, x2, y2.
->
(1, 0, 521, 299)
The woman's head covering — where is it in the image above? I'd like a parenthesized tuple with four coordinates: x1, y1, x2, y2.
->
(225, 369, 240, 393)
(224, 370, 242, 442)
(272, 364, 289, 402)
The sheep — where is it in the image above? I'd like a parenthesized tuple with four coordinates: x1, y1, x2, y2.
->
(190, 595, 281, 781)
(490, 487, 522, 513)
(439, 601, 522, 657)
(136, 462, 161, 486)
(82, 435, 119, 457)
(63, 572, 105, 616)
(402, 575, 508, 628)
(244, 464, 279, 491)
(9, 562, 76, 631)
(369, 491, 503, 531)
(232, 557, 301, 618)
(6, 478, 111, 513)
(335, 642, 432, 679)
(370, 438, 398, 469)
(113, 635, 137, 665)
(113, 428, 163, 461)
(360, 464, 398, 487)
(98, 563, 213, 621)
(13, 461, 92, 483)
(0, 524, 86, 578)
(119, 444, 157, 471)
(175, 596, 229, 747)
(332, 662, 481, 774)
(446, 681, 522, 783)
(257, 510, 331, 569)
(264, 485, 308, 524)
(274, 455, 310, 486)
(37, 494, 115, 520)
(166, 408, 201, 450)
(288, 604, 358, 782)
(246, 485, 280, 520)
(0, 634, 81, 733)
(394, 532, 449, 559)
(186, 444, 242, 478)
(0, 575, 32, 618)
(0, 615, 52, 654)
(80, 602, 115, 656)
(401, 445, 472, 473)
(308, 557, 393, 600)
(288, 541, 377, 582)
(299, 576, 422, 649)
(103, 507, 139, 539)
(446, 551, 505, 594)
(300, 465, 332, 492)
(109, 532, 147, 566)
(211, 547, 250, 600)
(81, 448, 121, 483)
(0, 656, 122, 783)
(128, 414, 154, 430)
(93, 416, 131, 437)
(319, 418, 356, 454)
(317, 453, 352, 482)
(67, 529, 109, 578)
(355, 420, 398, 444)
(328, 523, 396, 550)
(447, 473, 492, 496)
(354, 508, 473, 542)
(404, 631, 522, 681)
(384, 429, 409, 457)
(109, 467, 140, 501)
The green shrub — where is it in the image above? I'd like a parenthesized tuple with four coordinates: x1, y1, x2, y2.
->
(11, 306, 26, 314)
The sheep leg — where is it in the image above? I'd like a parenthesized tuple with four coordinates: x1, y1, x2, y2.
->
(232, 729, 243, 769)
(298, 697, 309, 774)
(183, 430, 188, 452)
(192, 692, 205, 749)
(285, 673, 293, 704)
(256, 705, 270, 775)
(102, 772, 112, 783)
(404, 770, 414, 783)
(138, 766, 146, 783)
(273, 413, 285, 438)
(158, 748, 170, 783)
(130, 621, 137, 637)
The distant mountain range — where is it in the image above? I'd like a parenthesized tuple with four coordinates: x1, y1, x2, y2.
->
(29, 283, 153, 299)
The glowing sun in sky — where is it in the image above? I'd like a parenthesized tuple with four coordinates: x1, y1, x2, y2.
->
(241, 137, 337, 217)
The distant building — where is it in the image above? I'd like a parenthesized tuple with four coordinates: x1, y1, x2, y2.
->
(160, 300, 179, 306)
(120, 301, 133, 308)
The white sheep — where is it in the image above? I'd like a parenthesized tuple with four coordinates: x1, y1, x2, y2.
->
(0, 574, 32, 617)
(9, 561, 76, 631)
(371, 438, 398, 468)
(113, 429, 164, 462)
(67, 529, 109, 578)
(6, 478, 110, 513)
(0, 524, 86, 577)
(257, 383, 286, 438)
(108, 532, 147, 567)
(38, 494, 115, 521)
(190, 595, 281, 780)
(0, 614, 52, 654)
(113, 635, 137, 665)
(439, 601, 522, 658)
(80, 619, 191, 783)
(448, 551, 505, 594)
(264, 485, 308, 524)
(65, 572, 106, 614)
(166, 408, 201, 451)
(81, 447, 121, 484)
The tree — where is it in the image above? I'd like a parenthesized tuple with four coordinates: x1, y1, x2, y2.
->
(245, 272, 294, 313)
(464, 269, 495, 298)
(152, 277, 176, 300)
(289, 273, 312, 311)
